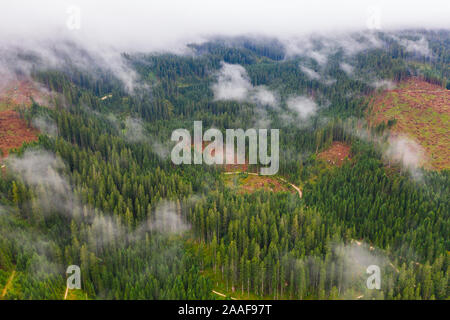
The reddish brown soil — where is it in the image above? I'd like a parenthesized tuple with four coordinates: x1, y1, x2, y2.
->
(0, 78, 50, 108)
(0, 78, 45, 159)
(318, 142, 351, 167)
(0, 110, 38, 158)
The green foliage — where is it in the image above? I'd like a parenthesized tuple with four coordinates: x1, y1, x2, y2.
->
(0, 30, 448, 300)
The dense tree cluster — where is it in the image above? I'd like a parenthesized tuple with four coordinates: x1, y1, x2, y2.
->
(0, 30, 448, 300)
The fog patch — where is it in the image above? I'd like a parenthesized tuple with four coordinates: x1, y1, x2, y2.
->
(282, 32, 383, 60)
(123, 117, 146, 143)
(32, 115, 58, 137)
(384, 135, 426, 181)
(150, 201, 190, 234)
(371, 79, 396, 90)
(212, 62, 252, 101)
(398, 37, 432, 58)
(7, 149, 69, 194)
(300, 65, 321, 80)
(343, 119, 427, 182)
(0, 39, 142, 94)
(252, 87, 278, 108)
(212, 62, 279, 109)
(286, 96, 318, 120)
(340, 62, 354, 75)
(123, 117, 170, 160)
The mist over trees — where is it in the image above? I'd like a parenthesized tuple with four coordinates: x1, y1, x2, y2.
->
(0, 30, 448, 300)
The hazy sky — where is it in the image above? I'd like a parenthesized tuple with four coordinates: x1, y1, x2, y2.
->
(1, 0, 449, 51)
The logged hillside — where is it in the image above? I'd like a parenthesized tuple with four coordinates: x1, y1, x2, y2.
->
(368, 77, 450, 170)
(0, 110, 38, 158)
(0, 79, 48, 158)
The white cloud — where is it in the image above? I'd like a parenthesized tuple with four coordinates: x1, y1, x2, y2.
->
(149, 201, 190, 234)
(371, 79, 396, 90)
(212, 62, 252, 101)
(1, 1, 448, 54)
(384, 135, 426, 180)
(32, 115, 58, 137)
(399, 37, 432, 57)
(309, 51, 328, 65)
(252, 87, 278, 108)
(212, 62, 278, 108)
(300, 65, 321, 80)
(123, 117, 170, 159)
(344, 119, 427, 182)
(340, 62, 354, 75)
(124, 117, 146, 143)
(286, 96, 318, 120)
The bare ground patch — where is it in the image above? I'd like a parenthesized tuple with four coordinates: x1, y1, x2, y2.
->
(0, 78, 51, 110)
(225, 173, 293, 194)
(368, 77, 449, 170)
(0, 110, 39, 158)
(317, 142, 351, 167)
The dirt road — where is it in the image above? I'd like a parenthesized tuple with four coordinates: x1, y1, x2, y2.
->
(212, 290, 237, 300)
(1, 270, 16, 298)
(277, 177, 303, 198)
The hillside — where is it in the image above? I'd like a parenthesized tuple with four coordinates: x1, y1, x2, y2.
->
(0, 30, 448, 301)
(369, 77, 450, 170)
(0, 79, 47, 158)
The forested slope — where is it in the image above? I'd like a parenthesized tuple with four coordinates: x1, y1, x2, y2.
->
(0, 30, 448, 300)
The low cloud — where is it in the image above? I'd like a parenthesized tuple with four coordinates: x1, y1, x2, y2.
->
(32, 115, 58, 137)
(6, 148, 190, 244)
(371, 79, 396, 90)
(290, 240, 390, 299)
(398, 36, 432, 58)
(331, 241, 388, 298)
(7, 149, 69, 196)
(0, 39, 142, 94)
(300, 65, 321, 80)
(340, 62, 354, 75)
(123, 116, 170, 159)
(124, 117, 146, 143)
(286, 96, 318, 120)
(212, 62, 252, 102)
(0, 209, 64, 278)
(252, 87, 278, 107)
(308, 51, 328, 66)
(148, 201, 190, 234)
(212, 62, 278, 108)
(299, 63, 336, 85)
(282, 32, 383, 60)
(384, 135, 426, 181)
(344, 119, 427, 182)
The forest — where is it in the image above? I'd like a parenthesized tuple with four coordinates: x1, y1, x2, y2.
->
(0, 29, 448, 300)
